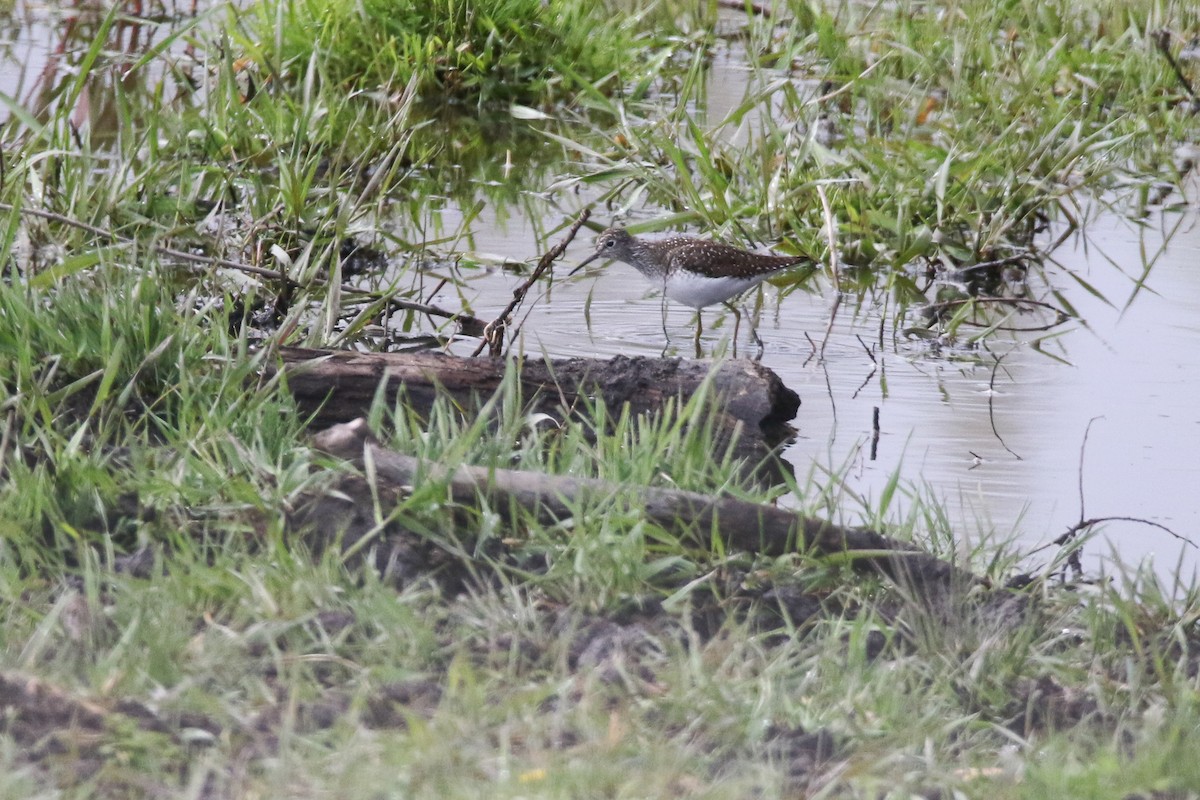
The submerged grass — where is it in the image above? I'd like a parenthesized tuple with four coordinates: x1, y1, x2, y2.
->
(0, 0, 1198, 796)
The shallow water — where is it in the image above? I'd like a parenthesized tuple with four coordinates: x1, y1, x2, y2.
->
(422, 21, 1200, 580)
(434, 14, 1200, 581)
(440, 202, 1200, 582)
(0, 0, 206, 132)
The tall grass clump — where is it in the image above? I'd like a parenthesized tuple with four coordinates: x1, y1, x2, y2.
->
(559, 0, 1199, 299)
(251, 0, 660, 107)
(364, 363, 770, 609)
(0, 248, 316, 571)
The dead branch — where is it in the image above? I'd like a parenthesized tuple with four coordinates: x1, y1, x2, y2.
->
(313, 419, 983, 594)
(472, 209, 591, 357)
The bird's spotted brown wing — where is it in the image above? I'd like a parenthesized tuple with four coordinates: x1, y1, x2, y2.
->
(662, 240, 805, 280)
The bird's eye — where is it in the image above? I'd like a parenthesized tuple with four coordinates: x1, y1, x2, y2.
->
(604, 239, 615, 248)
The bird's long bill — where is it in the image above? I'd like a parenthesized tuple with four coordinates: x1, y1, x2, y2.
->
(568, 251, 602, 276)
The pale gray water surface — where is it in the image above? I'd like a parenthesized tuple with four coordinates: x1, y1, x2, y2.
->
(429, 21, 1200, 581)
(422, 18, 1200, 579)
(442, 205, 1200, 583)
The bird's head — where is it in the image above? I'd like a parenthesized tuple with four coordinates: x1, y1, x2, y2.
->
(570, 227, 637, 275)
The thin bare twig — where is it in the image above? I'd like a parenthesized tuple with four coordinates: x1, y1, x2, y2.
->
(4, 202, 286, 280)
(1154, 29, 1198, 103)
(1019, 417, 1103, 577)
(0, 202, 477, 327)
(953, 252, 1034, 274)
(471, 209, 591, 357)
(850, 365, 876, 400)
(850, 334, 878, 400)
(1028, 417, 1197, 579)
(922, 295, 1072, 332)
(802, 331, 818, 367)
(869, 406, 880, 460)
(986, 349, 1021, 459)
(854, 334, 877, 364)
(1048, 201, 1079, 253)
(1055, 516, 1196, 549)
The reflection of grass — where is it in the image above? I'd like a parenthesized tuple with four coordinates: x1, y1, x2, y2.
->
(250, 0, 655, 106)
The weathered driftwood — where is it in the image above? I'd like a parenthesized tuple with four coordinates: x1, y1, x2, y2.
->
(312, 419, 981, 593)
(268, 347, 800, 472)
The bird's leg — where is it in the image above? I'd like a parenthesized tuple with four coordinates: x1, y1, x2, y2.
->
(746, 303, 766, 360)
(660, 294, 671, 343)
(723, 301, 764, 360)
(728, 307, 740, 358)
(692, 311, 703, 358)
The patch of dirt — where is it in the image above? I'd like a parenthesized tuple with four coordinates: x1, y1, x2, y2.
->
(760, 722, 840, 788)
(0, 671, 221, 795)
(1006, 674, 1104, 736)
(287, 474, 508, 595)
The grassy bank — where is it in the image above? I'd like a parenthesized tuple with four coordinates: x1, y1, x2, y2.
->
(0, 0, 1198, 795)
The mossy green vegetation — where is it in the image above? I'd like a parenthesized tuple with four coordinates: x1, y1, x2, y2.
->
(0, 0, 1198, 795)
(249, 0, 659, 107)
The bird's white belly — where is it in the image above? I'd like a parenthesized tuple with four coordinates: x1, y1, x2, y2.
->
(661, 270, 765, 310)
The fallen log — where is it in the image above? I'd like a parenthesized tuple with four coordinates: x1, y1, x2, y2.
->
(312, 419, 981, 594)
(268, 347, 800, 477)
